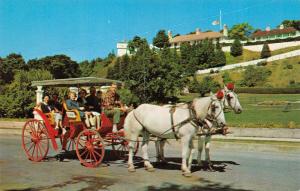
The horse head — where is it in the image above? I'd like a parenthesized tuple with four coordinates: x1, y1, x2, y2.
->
(193, 95, 226, 128)
(223, 84, 243, 114)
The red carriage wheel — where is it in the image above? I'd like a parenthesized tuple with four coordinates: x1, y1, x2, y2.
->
(66, 138, 76, 151)
(22, 119, 49, 162)
(111, 131, 139, 160)
(76, 129, 105, 168)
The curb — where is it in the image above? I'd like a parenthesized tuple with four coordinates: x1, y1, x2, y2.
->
(1, 121, 300, 142)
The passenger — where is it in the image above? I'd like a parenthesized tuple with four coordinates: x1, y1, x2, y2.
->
(86, 86, 101, 113)
(40, 95, 51, 113)
(102, 83, 126, 133)
(65, 92, 91, 128)
(86, 87, 101, 129)
(77, 89, 88, 110)
(50, 93, 63, 131)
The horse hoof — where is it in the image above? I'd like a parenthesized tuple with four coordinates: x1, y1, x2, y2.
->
(128, 164, 136, 172)
(208, 165, 215, 171)
(145, 166, 155, 172)
(128, 167, 136, 172)
(182, 171, 192, 177)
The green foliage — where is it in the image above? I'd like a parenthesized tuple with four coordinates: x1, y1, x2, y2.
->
(191, 76, 220, 96)
(230, 39, 243, 57)
(179, 40, 226, 75)
(0, 70, 53, 118)
(213, 49, 226, 67)
(235, 87, 300, 94)
(241, 65, 271, 87)
(117, 88, 140, 106)
(280, 20, 300, 30)
(153, 30, 170, 48)
(127, 36, 148, 54)
(222, 71, 232, 84)
(284, 64, 293, 69)
(228, 22, 253, 40)
(0, 53, 27, 84)
(257, 60, 267, 66)
(108, 39, 187, 103)
(261, 43, 271, 58)
(27, 54, 80, 79)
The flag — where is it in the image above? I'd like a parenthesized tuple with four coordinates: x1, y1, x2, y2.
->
(212, 20, 220, 25)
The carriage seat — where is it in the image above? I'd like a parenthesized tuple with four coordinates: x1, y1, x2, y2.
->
(62, 102, 82, 123)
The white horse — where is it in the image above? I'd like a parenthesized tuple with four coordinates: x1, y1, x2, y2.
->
(197, 86, 242, 169)
(156, 86, 243, 169)
(124, 95, 226, 176)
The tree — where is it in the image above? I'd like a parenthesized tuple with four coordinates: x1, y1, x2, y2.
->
(0, 70, 53, 118)
(261, 43, 271, 58)
(230, 39, 243, 57)
(198, 76, 220, 97)
(241, 66, 271, 87)
(0, 53, 27, 84)
(127, 36, 148, 54)
(27, 55, 80, 79)
(153, 30, 170, 49)
(228, 23, 253, 40)
(213, 49, 226, 67)
(280, 20, 300, 30)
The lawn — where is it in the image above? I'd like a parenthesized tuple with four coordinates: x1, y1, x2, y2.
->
(179, 93, 300, 128)
(225, 45, 300, 65)
(196, 56, 300, 88)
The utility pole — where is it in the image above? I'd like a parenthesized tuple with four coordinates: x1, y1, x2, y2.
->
(220, 10, 222, 30)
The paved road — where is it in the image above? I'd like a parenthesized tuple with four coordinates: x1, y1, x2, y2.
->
(1, 134, 300, 191)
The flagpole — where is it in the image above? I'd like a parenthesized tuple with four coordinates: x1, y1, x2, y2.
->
(219, 10, 222, 30)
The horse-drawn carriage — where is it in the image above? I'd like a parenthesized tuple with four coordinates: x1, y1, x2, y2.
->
(21, 77, 138, 168)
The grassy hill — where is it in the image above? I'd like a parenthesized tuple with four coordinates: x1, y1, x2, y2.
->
(197, 56, 300, 88)
(225, 45, 300, 65)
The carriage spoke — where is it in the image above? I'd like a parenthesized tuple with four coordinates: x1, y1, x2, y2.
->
(27, 142, 35, 152)
(93, 149, 103, 158)
(38, 142, 46, 155)
(91, 151, 97, 162)
(31, 144, 36, 158)
(24, 141, 33, 145)
(35, 143, 40, 159)
(80, 148, 89, 158)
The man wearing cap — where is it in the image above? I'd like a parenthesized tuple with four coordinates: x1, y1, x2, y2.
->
(102, 83, 125, 133)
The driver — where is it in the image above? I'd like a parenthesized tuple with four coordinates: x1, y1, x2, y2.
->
(102, 83, 126, 133)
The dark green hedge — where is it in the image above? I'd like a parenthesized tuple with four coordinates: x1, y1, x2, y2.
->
(236, 87, 300, 94)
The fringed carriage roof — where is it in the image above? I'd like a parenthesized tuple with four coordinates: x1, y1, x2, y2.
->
(31, 77, 123, 87)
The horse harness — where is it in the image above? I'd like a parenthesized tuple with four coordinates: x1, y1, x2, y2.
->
(169, 103, 204, 140)
(133, 99, 222, 140)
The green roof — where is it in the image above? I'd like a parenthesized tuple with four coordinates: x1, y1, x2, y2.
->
(31, 77, 123, 87)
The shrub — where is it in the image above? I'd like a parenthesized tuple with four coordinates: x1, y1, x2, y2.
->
(260, 43, 271, 58)
(222, 71, 232, 84)
(230, 39, 243, 57)
(257, 60, 267, 66)
(241, 65, 271, 87)
(235, 87, 300, 94)
(286, 64, 293, 69)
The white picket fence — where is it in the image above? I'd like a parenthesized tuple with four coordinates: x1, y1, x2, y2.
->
(196, 49, 300, 75)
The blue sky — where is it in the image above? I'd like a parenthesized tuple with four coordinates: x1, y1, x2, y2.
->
(0, 0, 299, 62)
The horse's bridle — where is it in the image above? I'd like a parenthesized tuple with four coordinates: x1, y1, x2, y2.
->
(206, 98, 224, 127)
(224, 90, 238, 111)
